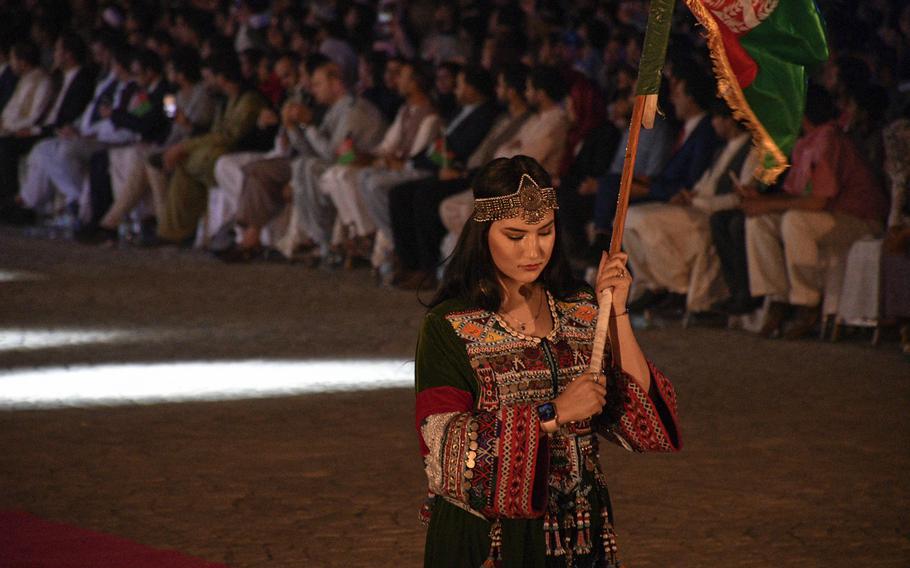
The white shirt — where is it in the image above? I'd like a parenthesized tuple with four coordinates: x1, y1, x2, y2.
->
(691, 132, 758, 214)
(83, 79, 140, 144)
(42, 65, 82, 128)
(679, 112, 706, 147)
(0, 67, 53, 133)
(444, 103, 477, 136)
(78, 71, 117, 134)
(494, 105, 570, 175)
(374, 103, 440, 160)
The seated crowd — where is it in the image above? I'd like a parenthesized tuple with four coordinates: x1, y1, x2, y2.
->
(0, 0, 907, 348)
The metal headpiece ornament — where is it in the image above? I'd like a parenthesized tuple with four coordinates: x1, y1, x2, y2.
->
(471, 174, 559, 224)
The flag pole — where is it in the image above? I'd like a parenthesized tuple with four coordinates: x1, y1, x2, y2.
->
(588, 0, 675, 377)
(587, 95, 647, 376)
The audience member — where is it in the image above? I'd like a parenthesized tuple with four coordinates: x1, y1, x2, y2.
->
(0, 41, 52, 136)
(92, 47, 216, 244)
(274, 59, 386, 261)
(433, 61, 461, 121)
(433, 64, 534, 273)
(0, 32, 94, 210)
(78, 48, 171, 242)
(384, 65, 499, 288)
(623, 102, 757, 317)
(556, 92, 620, 259)
(584, 87, 672, 261)
(493, 65, 569, 176)
(158, 50, 268, 243)
(10, 43, 136, 224)
(744, 85, 889, 339)
(313, 59, 438, 266)
(0, 40, 19, 112)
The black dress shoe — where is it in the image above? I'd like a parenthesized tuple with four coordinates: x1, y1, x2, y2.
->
(783, 305, 820, 340)
(0, 205, 37, 226)
(759, 301, 790, 338)
(74, 226, 118, 245)
(215, 245, 262, 263)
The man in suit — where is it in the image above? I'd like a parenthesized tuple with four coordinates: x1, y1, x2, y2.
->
(79, 48, 170, 241)
(9, 45, 135, 224)
(608, 62, 720, 314)
(0, 39, 19, 113)
(623, 103, 757, 317)
(384, 66, 501, 288)
(0, 32, 94, 210)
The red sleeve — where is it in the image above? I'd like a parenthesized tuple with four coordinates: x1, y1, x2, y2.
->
(597, 360, 681, 452)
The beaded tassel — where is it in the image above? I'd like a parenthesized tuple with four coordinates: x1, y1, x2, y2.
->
(553, 515, 566, 557)
(563, 515, 576, 564)
(575, 510, 592, 554)
(482, 520, 503, 567)
(544, 514, 552, 556)
(574, 494, 593, 555)
(601, 509, 620, 567)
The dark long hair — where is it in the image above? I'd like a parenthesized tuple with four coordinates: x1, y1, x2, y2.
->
(429, 155, 585, 311)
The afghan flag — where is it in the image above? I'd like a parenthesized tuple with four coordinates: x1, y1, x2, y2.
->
(128, 91, 152, 117)
(684, 0, 829, 183)
(428, 137, 454, 168)
(336, 136, 356, 165)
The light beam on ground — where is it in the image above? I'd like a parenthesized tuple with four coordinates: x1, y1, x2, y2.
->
(0, 360, 414, 409)
(0, 329, 135, 352)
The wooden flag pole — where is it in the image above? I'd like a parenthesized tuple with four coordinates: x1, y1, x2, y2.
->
(587, 94, 648, 377)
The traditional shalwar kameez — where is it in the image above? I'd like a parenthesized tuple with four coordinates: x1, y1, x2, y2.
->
(416, 289, 681, 567)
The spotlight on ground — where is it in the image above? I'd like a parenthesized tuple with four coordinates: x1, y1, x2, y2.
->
(0, 360, 414, 409)
(0, 329, 134, 352)
(0, 270, 45, 282)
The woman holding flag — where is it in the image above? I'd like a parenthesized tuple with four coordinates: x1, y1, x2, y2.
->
(414, 156, 680, 567)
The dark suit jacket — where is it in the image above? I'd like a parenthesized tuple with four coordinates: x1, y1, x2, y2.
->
(561, 122, 621, 191)
(410, 100, 500, 172)
(110, 79, 171, 144)
(0, 64, 18, 113)
(648, 114, 719, 202)
(38, 66, 98, 137)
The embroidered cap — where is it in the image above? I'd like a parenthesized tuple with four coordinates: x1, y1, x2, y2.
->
(471, 174, 559, 224)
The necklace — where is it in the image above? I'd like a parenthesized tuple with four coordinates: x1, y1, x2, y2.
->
(499, 288, 545, 332)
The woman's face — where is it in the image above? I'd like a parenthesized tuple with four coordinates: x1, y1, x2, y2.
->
(488, 211, 556, 288)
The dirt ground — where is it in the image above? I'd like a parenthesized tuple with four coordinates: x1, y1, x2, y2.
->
(1, 230, 908, 567)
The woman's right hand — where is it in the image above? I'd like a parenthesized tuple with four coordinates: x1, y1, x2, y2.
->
(553, 372, 607, 424)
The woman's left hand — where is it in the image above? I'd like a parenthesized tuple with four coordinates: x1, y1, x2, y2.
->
(596, 251, 631, 312)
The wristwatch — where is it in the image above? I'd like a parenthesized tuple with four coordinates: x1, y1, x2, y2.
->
(536, 401, 559, 433)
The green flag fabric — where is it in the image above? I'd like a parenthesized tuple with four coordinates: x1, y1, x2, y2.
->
(635, 0, 677, 96)
(684, 0, 829, 183)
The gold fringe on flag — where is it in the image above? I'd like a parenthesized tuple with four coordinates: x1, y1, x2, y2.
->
(683, 0, 788, 184)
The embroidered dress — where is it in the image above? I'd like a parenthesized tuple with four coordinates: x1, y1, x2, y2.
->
(416, 289, 681, 567)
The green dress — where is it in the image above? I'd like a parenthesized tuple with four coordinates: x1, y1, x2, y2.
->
(415, 289, 681, 568)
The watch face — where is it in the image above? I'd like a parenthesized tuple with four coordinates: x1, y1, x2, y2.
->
(537, 402, 556, 422)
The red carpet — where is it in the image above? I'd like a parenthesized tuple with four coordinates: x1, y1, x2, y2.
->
(0, 510, 228, 567)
